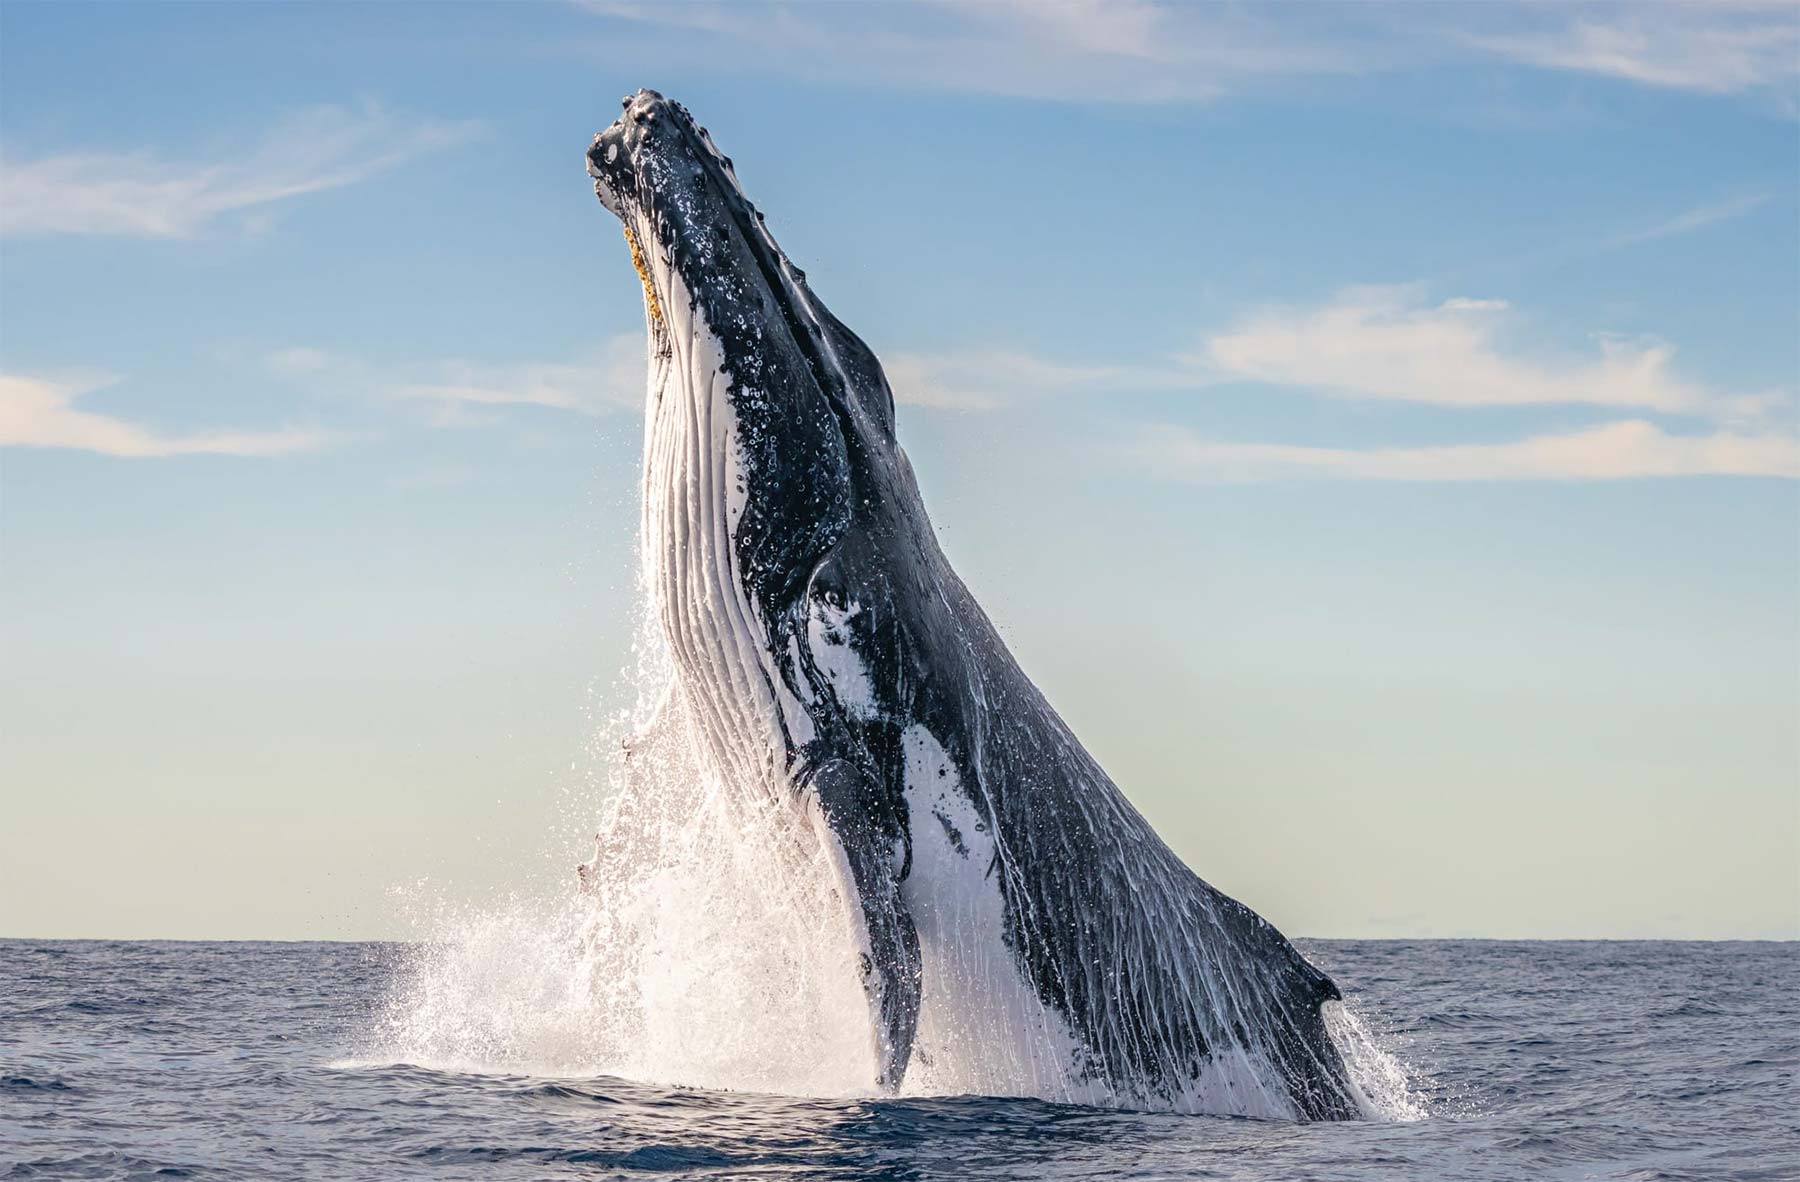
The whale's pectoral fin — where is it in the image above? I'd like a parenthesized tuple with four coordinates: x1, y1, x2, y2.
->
(808, 757, 921, 1092)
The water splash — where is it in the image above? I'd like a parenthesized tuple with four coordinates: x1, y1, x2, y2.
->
(362, 582, 1423, 1120)
(364, 586, 873, 1093)
(1325, 1002, 1429, 1121)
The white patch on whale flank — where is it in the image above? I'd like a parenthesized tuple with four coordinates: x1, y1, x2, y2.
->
(804, 598, 878, 718)
(895, 723, 1312, 1117)
(895, 724, 1090, 1102)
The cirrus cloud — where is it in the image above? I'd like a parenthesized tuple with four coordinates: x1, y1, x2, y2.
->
(1132, 419, 1799, 483)
(263, 336, 646, 428)
(0, 103, 483, 239)
(0, 373, 327, 458)
(1465, 2, 1800, 99)
(575, 1, 1799, 108)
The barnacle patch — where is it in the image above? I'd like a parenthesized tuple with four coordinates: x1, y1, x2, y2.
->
(623, 224, 663, 324)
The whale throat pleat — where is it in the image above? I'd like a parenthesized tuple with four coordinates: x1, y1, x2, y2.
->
(643, 281, 792, 801)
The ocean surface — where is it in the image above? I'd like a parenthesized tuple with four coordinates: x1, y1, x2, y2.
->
(2, 938, 1794, 1181)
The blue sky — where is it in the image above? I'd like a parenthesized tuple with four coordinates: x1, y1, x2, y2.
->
(2, 1, 1795, 940)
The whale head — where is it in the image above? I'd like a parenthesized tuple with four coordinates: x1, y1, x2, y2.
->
(587, 90, 909, 630)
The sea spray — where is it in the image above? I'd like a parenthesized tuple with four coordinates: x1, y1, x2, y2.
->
(365, 687, 1422, 1120)
(363, 508, 1423, 1118)
(367, 786, 877, 1093)
(1324, 1002, 1428, 1121)
(365, 598, 875, 1095)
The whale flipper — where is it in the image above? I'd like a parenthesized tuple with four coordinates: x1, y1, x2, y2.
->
(807, 757, 921, 1090)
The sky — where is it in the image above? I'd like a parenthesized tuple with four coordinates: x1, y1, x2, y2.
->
(1, 1, 1796, 942)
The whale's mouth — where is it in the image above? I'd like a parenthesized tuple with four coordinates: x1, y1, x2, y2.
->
(585, 135, 626, 218)
(583, 93, 644, 220)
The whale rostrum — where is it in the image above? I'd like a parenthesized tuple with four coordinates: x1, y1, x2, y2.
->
(584, 89, 1362, 1121)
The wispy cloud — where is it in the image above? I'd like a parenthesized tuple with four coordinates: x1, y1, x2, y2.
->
(0, 103, 482, 238)
(0, 337, 640, 459)
(576, 1, 1798, 106)
(1465, 2, 1800, 99)
(1201, 285, 1779, 419)
(892, 286, 1778, 420)
(267, 336, 645, 425)
(1133, 419, 1799, 483)
(579, 0, 1372, 103)
(0, 373, 326, 457)
(396, 354, 641, 419)
(1608, 192, 1773, 247)
(890, 284, 1793, 482)
(884, 348, 1195, 410)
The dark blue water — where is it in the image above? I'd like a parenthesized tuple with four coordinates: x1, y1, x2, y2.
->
(2, 939, 1794, 1181)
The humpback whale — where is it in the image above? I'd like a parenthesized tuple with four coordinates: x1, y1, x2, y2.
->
(584, 89, 1361, 1121)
